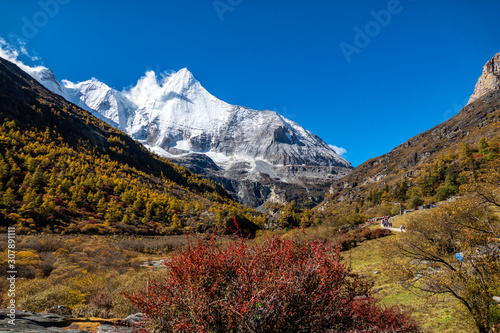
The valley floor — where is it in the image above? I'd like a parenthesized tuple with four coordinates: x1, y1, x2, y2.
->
(0, 228, 485, 332)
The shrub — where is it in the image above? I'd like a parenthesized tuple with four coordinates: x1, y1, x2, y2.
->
(17, 265, 37, 279)
(18, 236, 62, 252)
(125, 236, 418, 332)
(73, 303, 106, 318)
(409, 196, 424, 209)
(371, 228, 392, 239)
(434, 184, 459, 201)
(19, 285, 86, 312)
(353, 227, 372, 240)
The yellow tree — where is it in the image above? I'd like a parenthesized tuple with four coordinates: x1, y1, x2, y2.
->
(388, 166, 500, 332)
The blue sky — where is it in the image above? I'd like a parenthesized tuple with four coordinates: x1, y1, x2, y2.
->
(0, 0, 499, 166)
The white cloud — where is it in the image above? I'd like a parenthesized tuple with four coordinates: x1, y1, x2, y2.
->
(0, 38, 39, 64)
(329, 144, 347, 156)
(0, 38, 44, 76)
(0, 38, 20, 63)
(123, 70, 163, 106)
(0, 38, 61, 93)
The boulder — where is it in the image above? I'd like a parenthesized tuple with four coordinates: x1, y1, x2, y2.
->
(123, 313, 146, 326)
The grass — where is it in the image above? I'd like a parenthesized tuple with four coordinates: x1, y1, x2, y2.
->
(345, 232, 477, 333)
(391, 211, 420, 228)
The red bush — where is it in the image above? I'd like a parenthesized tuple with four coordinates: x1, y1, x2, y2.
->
(125, 236, 418, 332)
(371, 228, 392, 239)
(334, 233, 358, 250)
(353, 227, 373, 240)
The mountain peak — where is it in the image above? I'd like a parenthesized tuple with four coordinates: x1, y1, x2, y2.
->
(468, 53, 500, 104)
(176, 67, 193, 77)
(167, 67, 197, 89)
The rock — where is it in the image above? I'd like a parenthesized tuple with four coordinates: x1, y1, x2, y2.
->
(123, 313, 146, 326)
(373, 271, 380, 275)
(0, 318, 89, 332)
(0, 309, 36, 319)
(0, 310, 90, 333)
(493, 296, 500, 304)
(22, 313, 70, 327)
(48, 328, 90, 333)
(469, 53, 500, 104)
(96, 313, 147, 333)
(149, 260, 165, 268)
(0, 309, 147, 333)
(0, 318, 50, 332)
(48, 305, 72, 316)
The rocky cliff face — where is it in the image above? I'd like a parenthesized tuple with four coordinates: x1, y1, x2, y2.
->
(469, 53, 500, 104)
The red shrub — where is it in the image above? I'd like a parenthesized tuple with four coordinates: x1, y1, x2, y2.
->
(334, 233, 358, 250)
(371, 228, 392, 239)
(125, 236, 418, 332)
(354, 227, 372, 240)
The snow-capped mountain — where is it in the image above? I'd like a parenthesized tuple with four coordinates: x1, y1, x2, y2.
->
(21, 63, 353, 207)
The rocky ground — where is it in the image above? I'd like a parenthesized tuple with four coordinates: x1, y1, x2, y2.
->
(0, 309, 145, 333)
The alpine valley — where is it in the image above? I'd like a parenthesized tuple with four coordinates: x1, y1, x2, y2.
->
(1, 43, 500, 333)
(17, 62, 352, 208)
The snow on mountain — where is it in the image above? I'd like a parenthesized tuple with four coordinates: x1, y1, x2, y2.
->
(43, 67, 351, 172)
(61, 78, 137, 129)
(123, 68, 235, 145)
(5, 50, 352, 206)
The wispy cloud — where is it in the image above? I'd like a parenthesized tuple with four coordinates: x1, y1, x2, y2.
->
(0, 38, 39, 63)
(329, 144, 347, 157)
